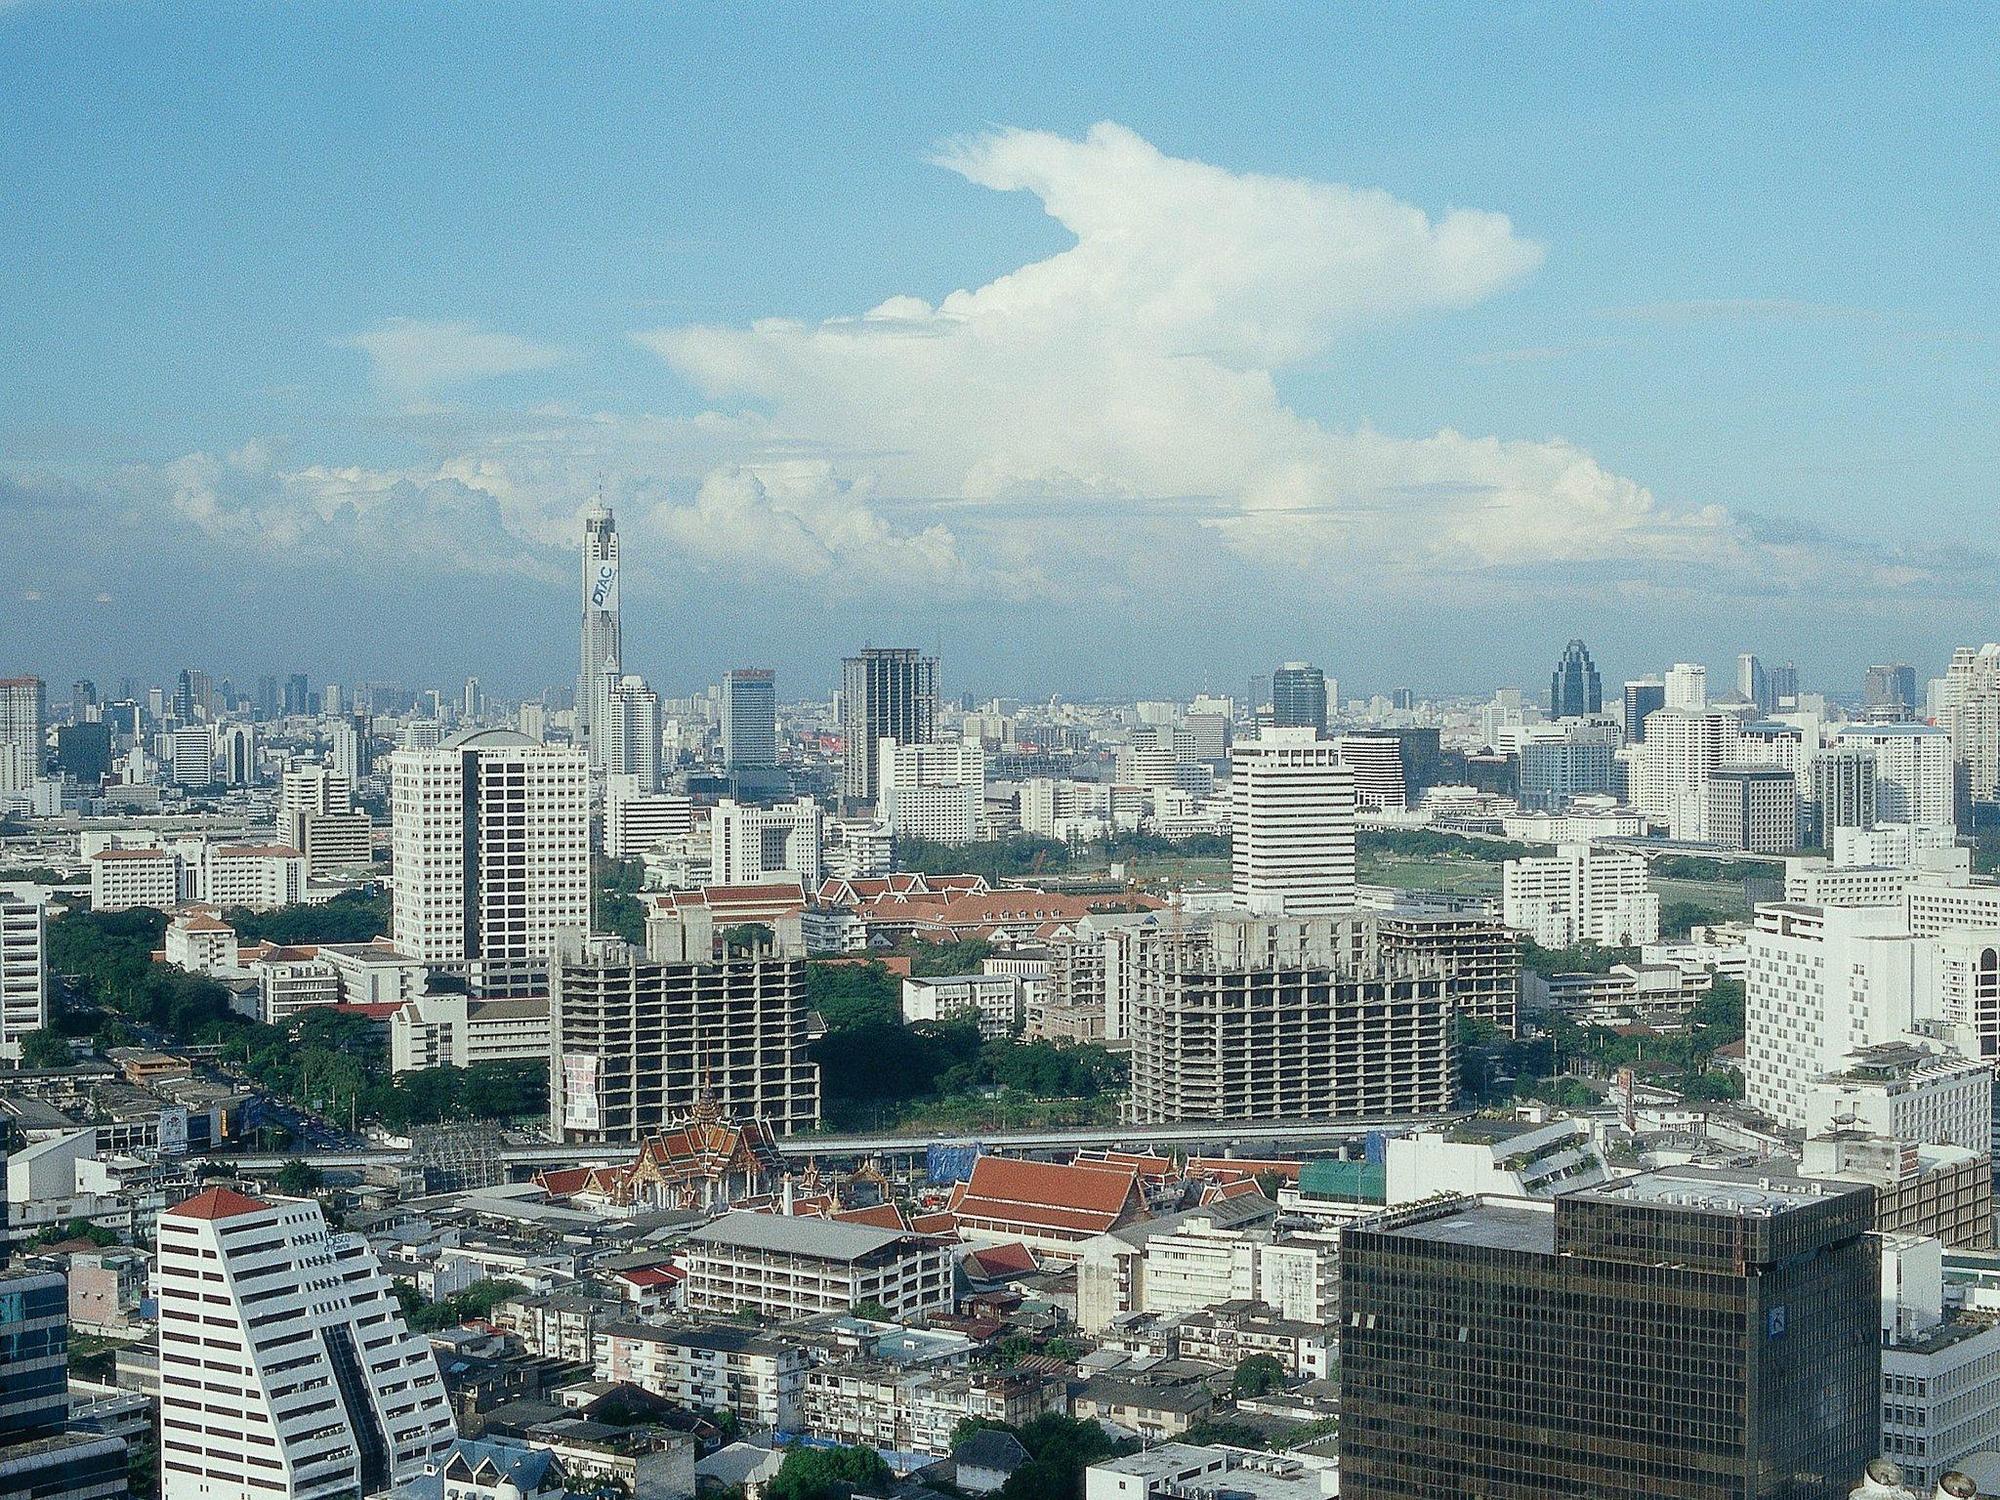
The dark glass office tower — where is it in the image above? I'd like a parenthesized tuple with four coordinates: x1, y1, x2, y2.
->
(1550, 638, 1602, 718)
(1623, 678, 1667, 742)
(1271, 662, 1329, 735)
(0, 1272, 127, 1499)
(1340, 1167, 1879, 1500)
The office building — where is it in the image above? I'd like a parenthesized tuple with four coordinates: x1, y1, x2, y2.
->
(1665, 660, 1708, 711)
(1515, 720, 1618, 810)
(840, 648, 937, 804)
(54, 721, 112, 783)
(578, 502, 622, 765)
(0, 1270, 126, 1500)
(603, 775, 694, 861)
(0, 678, 47, 788)
(1622, 677, 1666, 743)
(1339, 1170, 1880, 1499)
(1335, 733, 1410, 812)
(878, 738, 985, 842)
(282, 672, 310, 716)
(1837, 724, 1955, 829)
(598, 674, 662, 790)
(1125, 914, 1456, 1124)
(1815, 743, 1879, 846)
(1707, 763, 1800, 852)
(1270, 662, 1329, 734)
(1738, 651, 1773, 712)
(1769, 660, 1800, 705)
(710, 797, 824, 887)
(388, 729, 590, 981)
(1230, 728, 1356, 915)
(680, 1212, 952, 1321)
(1868, 663, 1921, 712)
(721, 668, 778, 770)
(165, 725, 213, 787)
(549, 921, 821, 1143)
(1501, 843, 1659, 948)
(157, 1187, 455, 1500)
(1550, 638, 1602, 718)
(0, 884, 48, 1063)
(218, 723, 256, 785)
(280, 764, 373, 872)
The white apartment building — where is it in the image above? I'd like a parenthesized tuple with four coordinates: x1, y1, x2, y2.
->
(318, 941, 427, 1006)
(1628, 710, 1739, 838)
(388, 729, 590, 979)
(390, 992, 551, 1074)
(255, 951, 340, 1023)
(594, 1323, 803, 1430)
(1664, 661, 1708, 711)
(1943, 643, 2000, 809)
(599, 675, 662, 790)
(878, 738, 986, 843)
(679, 1212, 952, 1321)
(1229, 728, 1356, 915)
(164, 908, 239, 975)
(1802, 1044, 1992, 1156)
(156, 1187, 455, 1500)
(1838, 724, 1956, 829)
(1501, 843, 1659, 947)
(710, 797, 824, 887)
(90, 846, 179, 911)
(205, 844, 307, 909)
(901, 972, 1022, 1038)
(603, 774, 693, 860)
(0, 883, 48, 1062)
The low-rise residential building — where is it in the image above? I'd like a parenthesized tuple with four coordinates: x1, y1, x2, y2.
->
(680, 1212, 953, 1321)
(1522, 961, 1715, 1023)
(1072, 1377, 1213, 1440)
(800, 1364, 1064, 1458)
(392, 992, 553, 1074)
(593, 1323, 805, 1429)
(1175, 1302, 1333, 1380)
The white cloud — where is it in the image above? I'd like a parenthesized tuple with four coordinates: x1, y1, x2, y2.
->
(633, 120, 1761, 590)
(343, 318, 568, 394)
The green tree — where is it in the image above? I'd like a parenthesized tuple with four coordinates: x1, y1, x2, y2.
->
(766, 1445, 891, 1500)
(276, 1159, 325, 1195)
(18, 1029, 74, 1069)
(805, 962, 901, 1031)
(1233, 1353, 1286, 1398)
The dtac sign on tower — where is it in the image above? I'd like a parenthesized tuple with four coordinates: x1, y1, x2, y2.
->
(590, 561, 619, 611)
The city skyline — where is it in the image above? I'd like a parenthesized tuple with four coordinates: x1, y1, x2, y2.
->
(7, 6, 2000, 690)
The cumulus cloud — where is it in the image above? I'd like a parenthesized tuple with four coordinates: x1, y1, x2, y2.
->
(634, 120, 1761, 588)
(343, 318, 568, 394)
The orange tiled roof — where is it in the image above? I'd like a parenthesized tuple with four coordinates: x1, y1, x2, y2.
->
(167, 1187, 271, 1220)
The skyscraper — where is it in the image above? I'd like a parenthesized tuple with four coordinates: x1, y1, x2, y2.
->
(389, 728, 590, 985)
(1768, 659, 1800, 707)
(1664, 660, 1708, 711)
(599, 674, 662, 790)
(1623, 678, 1666, 743)
(1738, 651, 1772, 712)
(0, 677, 46, 788)
(1230, 727, 1356, 915)
(156, 1187, 455, 1500)
(721, 668, 779, 770)
(1866, 662, 1919, 712)
(840, 648, 937, 805)
(1271, 661, 1329, 735)
(1549, 638, 1602, 718)
(578, 503, 622, 763)
(1339, 1169, 1880, 1499)
(282, 671, 310, 716)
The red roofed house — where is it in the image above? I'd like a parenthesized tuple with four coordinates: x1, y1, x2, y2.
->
(948, 1157, 1150, 1264)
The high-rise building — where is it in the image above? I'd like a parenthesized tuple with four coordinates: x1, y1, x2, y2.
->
(53, 722, 112, 783)
(281, 765, 373, 873)
(1622, 677, 1666, 743)
(1627, 709, 1740, 838)
(599, 674, 662, 791)
(1502, 843, 1659, 947)
(1813, 742, 1879, 845)
(321, 681, 345, 716)
(1837, 724, 1955, 829)
(603, 774, 694, 861)
(0, 677, 46, 787)
(462, 675, 483, 721)
(0, 883, 49, 1063)
(156, 1187, 455, 1500)
(217, 722, 256, 786)
(1867, 663, 1920, 711)
(282, 672, 310, 716)
(550, 920, 821, 1142)
(578, 503, 623, 764)
(1664, 660, 1708, 712)
(721, 668, 779, 770)
(1549, 639, 1602, 718)
(1230, 727, 1356, 915)
(840, 648, 937, 805)
(1271, 662, 1329, 735)
(1768, 660, 1800, 706)
(255, 673, 278, 720)
(710, 798, 824, 887)
(1338, 1169, 1880, 1499)
(0, 1269, 126, 1499)
(1706, 763, 1799, 852)
(877, 739, 985, 842)
(1335, 733, 1410, 812)
(389, 729, 590, 983)
(1737, 651, 1772, 712)
(1389, 687, 1414, 711)
(1515, 720, 1618, 810)
(165, 725, 214, 787)
(331, 714, 370, 784)
(1125, 914, 1455, 1124)
(69, 678, 96, 719)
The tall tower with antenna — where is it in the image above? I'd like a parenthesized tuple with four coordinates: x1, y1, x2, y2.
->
(578, 500, 622, 767)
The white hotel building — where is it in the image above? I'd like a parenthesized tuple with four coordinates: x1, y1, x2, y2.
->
(1229, 728, 1356, 915)
(389, 729, 590, 985)
(156, 1187, 454, 1500)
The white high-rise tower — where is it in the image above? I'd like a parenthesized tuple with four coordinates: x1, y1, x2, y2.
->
(1230, 726, 1357, 915)
(579, 503, 622, 766)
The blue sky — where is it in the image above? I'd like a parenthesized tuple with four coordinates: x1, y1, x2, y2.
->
(4, 3, 1998, 700)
